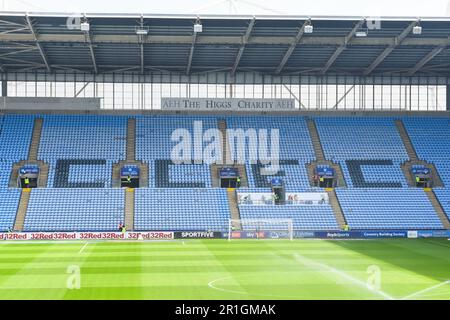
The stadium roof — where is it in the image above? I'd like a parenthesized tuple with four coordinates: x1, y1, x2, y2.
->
(1, 12, 450, 77)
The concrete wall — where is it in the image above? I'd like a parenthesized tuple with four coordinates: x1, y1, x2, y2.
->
(0, 97, 101, 111)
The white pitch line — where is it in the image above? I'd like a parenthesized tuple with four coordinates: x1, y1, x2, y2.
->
(78, 242, 89, 254)
(293, 253, 395, 300)
(400, 280, 450, 300)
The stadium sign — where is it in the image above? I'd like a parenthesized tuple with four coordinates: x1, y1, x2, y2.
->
(161, 98, 296, 112)
(0, 232, 174, 241)
(174, 231, 222, 239)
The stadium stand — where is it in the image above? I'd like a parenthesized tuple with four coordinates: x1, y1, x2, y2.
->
(434, 189, 450, 221)
(402, 117, 450, 186)
(314, 117, 409, 188)
(226, 116, 315, 189)
(336, 188, 444, 230)
(38, 115, 127, 188)
(136, 116, 217, 188)
(0, 189, 22, 232)
(0, 115, 35, 187)
(23, 189, 124, 232)
(134, 188, 230, 231)
(0, 113, 447, 233)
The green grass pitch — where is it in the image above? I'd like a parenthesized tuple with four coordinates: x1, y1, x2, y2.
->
(0, 239, 449, 300)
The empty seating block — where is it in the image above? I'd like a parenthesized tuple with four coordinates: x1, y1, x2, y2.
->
(434, 189, 450, 221)
(336, 188, 444, 230)
(137, 116, 217, 188)
(239, 204, 339, 231)
(0, 189, 22, 231)
(168, 164, 212, 188)
(23, 189, 125, 232)
(0, 115, 35, 188)
(403, 117, 450, 186)
(38, 115, 127, 188)
(226, 116, 315, 188)
(315, 117, 409, 188)
(135, 188, 230, 231)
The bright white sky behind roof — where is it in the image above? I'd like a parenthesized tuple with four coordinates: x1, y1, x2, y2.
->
(1, 0, 450, 17)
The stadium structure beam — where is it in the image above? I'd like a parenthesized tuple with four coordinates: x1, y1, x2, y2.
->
(75, 82, 91, 97)
(447, 86, 450, 111)
(139, 15, 145, 74)
(0, 56, 44, 67)
(363, 20, 419, 76)
(332, 84, 355, 109)
(407, 46, 445, 76)
(83, 31, 98, 74)
(282, 84, 306, 109)
(231, 17, 255, 76)
(319, 19, 365, 75)
(1, 80, 6, 96)
(1, 33, 450, 47)
(25, 15, 51, 72)
(186, 30, 197, 76)
(275, 20, 310, 75)
(0, 47, 38, 58)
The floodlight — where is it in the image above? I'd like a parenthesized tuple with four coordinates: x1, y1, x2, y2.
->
(194, 23, 203, 33)
(80, 21, 90, 32)
(355, 31, 368, 37)
(136, 28, 148, 35)
(304, 25, 313, 34)
(413, 25, 422, 35)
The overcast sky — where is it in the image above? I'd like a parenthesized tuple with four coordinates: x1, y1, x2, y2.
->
(1, 0, 450, 17)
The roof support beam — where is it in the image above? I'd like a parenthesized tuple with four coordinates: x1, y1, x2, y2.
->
(407, 46, 445, 76)
(84, 32, 98, 74)
(332, 84, 355, 109)
(1, 33, 450, 47)
(140, 43, 144, 74)
(282, 84, 306, 109)
(275, 20, 310, 74)
(186, 31, 197, 75)
(139, 15, 145, 74)
(363, 21, 418, 76)
(75, 82, 91, 97)
(320, 19, 365, 75)
(25, 15, 51, 72)
(231, 17, 255, 76)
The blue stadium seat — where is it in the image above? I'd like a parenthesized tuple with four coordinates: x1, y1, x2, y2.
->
(38, 115, 127, 188)
(0, 189, 22, 231)
(0, 115, 35, 187)
(315, 116, 409, 188)
(136, 116, 217, 188)
(336, 188, 444, 230)
(434, 189, 450, 221)
(402, 117, 450, 186)
(226, 116, 315, 189)
(135, 188, 230, 231)
(23, 189, 125, 232)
